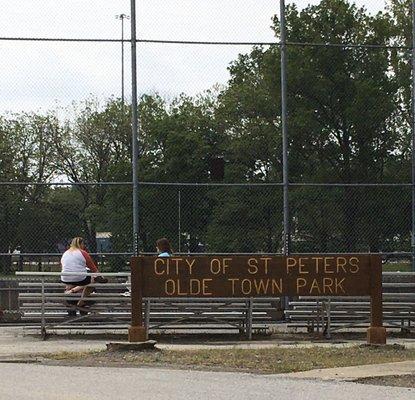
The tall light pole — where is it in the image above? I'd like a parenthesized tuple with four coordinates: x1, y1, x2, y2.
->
(115, 13, 130, 110)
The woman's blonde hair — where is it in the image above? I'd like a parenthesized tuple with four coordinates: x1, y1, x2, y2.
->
(70, 237, 85, 250)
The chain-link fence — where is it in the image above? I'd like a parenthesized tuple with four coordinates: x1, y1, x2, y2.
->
(0, 182, 412, 274)
(1, 1, 414, 274)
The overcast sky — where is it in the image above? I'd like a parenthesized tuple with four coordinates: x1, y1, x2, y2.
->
(0, 0, 388, 114)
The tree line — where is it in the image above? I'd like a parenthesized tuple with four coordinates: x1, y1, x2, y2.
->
(0, 0, 413, 268)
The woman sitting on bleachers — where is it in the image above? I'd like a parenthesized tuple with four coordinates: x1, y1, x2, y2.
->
(60, 237, 103, 309)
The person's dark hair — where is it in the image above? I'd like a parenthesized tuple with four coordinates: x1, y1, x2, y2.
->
(156, 238, 172, 254)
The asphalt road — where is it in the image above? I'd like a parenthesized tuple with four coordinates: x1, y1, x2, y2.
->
(0, 364, 414, 400)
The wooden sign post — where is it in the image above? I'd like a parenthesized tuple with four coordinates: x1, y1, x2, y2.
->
(367, 255, 387, 344)
(129, 254, 386, 344)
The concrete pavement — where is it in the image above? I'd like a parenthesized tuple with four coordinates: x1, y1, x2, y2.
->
(0, 327, 105, 358)
(0, 363, 413, 400)
(1, 327, 415, 358)
(1, 326, 415, 392)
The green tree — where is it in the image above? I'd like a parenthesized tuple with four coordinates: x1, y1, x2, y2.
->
(211, 0, 405, 252)
(0, 113, 60, 271)
(138, 92, 222, 251)
(51, 98, 131, 252)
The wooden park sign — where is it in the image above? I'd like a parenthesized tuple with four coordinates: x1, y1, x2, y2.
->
(128, 254, 386, 345)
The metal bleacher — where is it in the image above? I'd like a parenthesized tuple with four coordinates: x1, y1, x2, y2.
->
(16, 272, 281, 339)
(285, 272, 415, 337)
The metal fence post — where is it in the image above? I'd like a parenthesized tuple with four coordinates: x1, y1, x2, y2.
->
(280, 0, 290, 255)
(131, 0, 140, 255)
(178, 188, 182, 252)
(412, 0, 415, 272)
(280, 0, 291, 313)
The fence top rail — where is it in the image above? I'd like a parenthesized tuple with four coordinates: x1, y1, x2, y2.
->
(15, 272, 130, 277)
(0, 37, 410, 50)
(15, 271, 413, 278)
(1, 252, 412, 257)
(0, 181, 413, 187)
(4, 253, 413, 259)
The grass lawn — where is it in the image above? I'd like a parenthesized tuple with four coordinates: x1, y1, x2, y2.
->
(382, 262, 411, 272)
(41, 345, 415, 374)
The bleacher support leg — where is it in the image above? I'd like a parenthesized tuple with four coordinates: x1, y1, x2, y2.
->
(145, 299, 150, 337)
(41, 277, 46, 340)
(325, 299, 331, 340)
(246, 298, 253, 340)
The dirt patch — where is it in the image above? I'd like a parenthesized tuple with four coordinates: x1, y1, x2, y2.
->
(356, 374, 415, 388)
(29, 330, 415, 345)
(36, 345, 415, 375)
